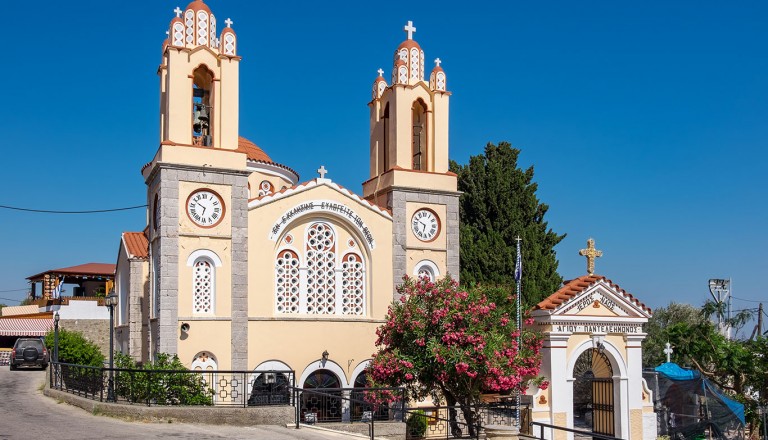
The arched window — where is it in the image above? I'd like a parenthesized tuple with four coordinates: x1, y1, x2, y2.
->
(192, 66, 214, 146)
(341, 253, 364, 315)
(414, 260, 440, 282)
(381, 104, 390, 174)
(192, 257, 215, 314)
(275, 250, 300, 313)
(275, 222, 367, 316)
(412, 100, 427, 170)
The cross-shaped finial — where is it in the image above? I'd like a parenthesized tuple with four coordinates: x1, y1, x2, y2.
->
(225, 18, 233, 28)
(435, 58, 441, 67)
(317, 165, 328, 179)
(579, 238, 603, 275)
(515, 236, 522, 243)
(663, 342, 673, 363)
(377, 68, 384, 77)
(404, 21, 416, 40)
(174, 6, 183, 18)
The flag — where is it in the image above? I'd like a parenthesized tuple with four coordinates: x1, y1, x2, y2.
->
(52, 278, 63, 299)
(514, 238, 522, 282)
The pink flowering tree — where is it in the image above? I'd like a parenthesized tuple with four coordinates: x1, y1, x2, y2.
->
(368, 276, 546, 437)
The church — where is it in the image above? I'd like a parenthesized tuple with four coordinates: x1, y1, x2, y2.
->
(114, 0, 459, 390)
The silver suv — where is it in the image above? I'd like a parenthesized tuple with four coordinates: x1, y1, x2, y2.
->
(10, 338, 49, 370)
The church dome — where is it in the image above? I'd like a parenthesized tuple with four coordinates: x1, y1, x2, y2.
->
(429, 59, 447, 92)
(237, 137, 272, 162)
(164, 0, 237, 54)
(237, 137, 299, 184)
(184, 0, 211, 15)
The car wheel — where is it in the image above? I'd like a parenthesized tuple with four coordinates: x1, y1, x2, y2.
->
(9, 363, 16, 371)
(41, 363, 48, 370)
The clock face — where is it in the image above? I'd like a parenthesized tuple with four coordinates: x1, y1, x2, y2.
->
(186, 189, 225, 227)
(411, 209, 440, 242)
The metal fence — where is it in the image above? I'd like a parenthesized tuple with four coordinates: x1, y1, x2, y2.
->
(296, 386, 406, 424)
(50, 362, 295, 407)
(406, 402, 530, 439)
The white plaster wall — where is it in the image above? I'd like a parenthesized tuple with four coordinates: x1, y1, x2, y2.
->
(43, 301, 108, 320)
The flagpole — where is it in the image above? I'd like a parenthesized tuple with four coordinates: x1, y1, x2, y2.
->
(514, 236, 522, 429)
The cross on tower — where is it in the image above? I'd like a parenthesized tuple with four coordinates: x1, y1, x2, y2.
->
(225, 18, 233, 28)
(579, 238, 603, 275)
(404, 21, 416, 40)
(173, 6, 183, 18)
(317, 165, 328, 179)
(663, 342, 673, 363)
(377, 68, 384, 77)
(435, 58, 442, 67)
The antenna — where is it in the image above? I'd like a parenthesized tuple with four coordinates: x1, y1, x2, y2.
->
(708, 278, 731, 339)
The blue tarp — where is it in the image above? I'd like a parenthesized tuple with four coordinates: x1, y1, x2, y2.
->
(655, 362, 745, 425)
(655, 362, 700, 380)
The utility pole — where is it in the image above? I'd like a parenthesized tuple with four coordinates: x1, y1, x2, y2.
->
(758, 303, 763, 337)
(708, 279, 732, 339)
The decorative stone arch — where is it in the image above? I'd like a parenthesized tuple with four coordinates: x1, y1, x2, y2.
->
(349, 359, 371, 385)
(249, 359, 293, 406)
(413, 259, 440, 282)
(186, 249, 223, 267)
(298, 359, 350, 389)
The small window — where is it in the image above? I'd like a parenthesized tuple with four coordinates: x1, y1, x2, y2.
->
(411, 100, 427, 170)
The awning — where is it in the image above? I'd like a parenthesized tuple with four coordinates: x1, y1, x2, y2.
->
(0, 318, 53, 336)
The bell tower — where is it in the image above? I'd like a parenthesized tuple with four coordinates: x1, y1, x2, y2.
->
(363, 21, 459, 293)
(143, 1, 249, 369)
(159, 1, 240, 149)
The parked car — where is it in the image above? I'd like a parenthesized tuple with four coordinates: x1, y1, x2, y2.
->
(10, 338, 49, 370)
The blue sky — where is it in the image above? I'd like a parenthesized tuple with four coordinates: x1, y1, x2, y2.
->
(1, 1, 766, 335)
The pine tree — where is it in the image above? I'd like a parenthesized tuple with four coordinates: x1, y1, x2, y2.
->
(450, 142, 565, 307)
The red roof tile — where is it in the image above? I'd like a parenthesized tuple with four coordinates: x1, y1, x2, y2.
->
(236, 137, 272, 162)
(535, 274, 652, 314)
(27, 263, 115, 281)
(123, 232, 149, 259)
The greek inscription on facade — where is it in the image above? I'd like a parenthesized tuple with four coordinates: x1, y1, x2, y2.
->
(269, 200, 376, 249)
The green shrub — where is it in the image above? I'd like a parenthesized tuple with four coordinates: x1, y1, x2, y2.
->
(44, 329, 105, 366)
(114, 352, 214, 405)
(406, 409, 428, 439)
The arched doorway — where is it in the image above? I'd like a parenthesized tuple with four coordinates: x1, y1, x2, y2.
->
(572, 347, 615, 436)
(350, 371, 390, 422)
(302, 369, 342, 422)
(248, 372, 291, 406)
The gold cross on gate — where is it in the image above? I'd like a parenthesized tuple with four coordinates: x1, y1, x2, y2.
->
(579, 238, 603, 275)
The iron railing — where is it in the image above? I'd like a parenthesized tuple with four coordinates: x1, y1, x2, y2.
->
(531, 421, 624, 440)
(50, 362, 295, 407)
(295, 386, 406, 424)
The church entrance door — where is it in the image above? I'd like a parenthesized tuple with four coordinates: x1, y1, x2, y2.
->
(301, 369, 342, 422)
(572, 348, 615, 437)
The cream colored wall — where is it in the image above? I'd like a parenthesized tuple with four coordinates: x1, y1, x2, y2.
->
(362, 169, 457, 201)
(177, 320, 233, 369)
(406, 250, 447, 277)
(565, 333, 629, 368)
(249, 320, 381, 385)
(247, 183, 394, 321)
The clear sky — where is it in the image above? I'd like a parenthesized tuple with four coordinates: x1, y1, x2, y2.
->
(1, 1, 766, 335)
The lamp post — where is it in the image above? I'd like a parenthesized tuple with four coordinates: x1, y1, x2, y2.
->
(105, 291, 118, 402)
(53, 311, 60, 363)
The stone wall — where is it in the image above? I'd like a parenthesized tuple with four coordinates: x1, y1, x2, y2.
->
(60, 319, 111, 357)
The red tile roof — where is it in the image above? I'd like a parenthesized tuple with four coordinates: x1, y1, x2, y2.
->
(27, 263, 116, 281)
(535, 274, 652, 314)
(236, 136, 272, 162)
(123, 232, 149, 259)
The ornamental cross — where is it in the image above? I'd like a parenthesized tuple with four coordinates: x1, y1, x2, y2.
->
(377, 68, 384, 77)
(435, 58, 441, 67)
(225, 18, 233, 28)
(174, 6, 183, 18)
(317, 165, 328, 179)
(664, 342, 673, 363)
(404, 20, 416, 40)
(579, 238, 603, 275)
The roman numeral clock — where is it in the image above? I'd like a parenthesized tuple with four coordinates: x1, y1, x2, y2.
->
(411, 208, 440, 242)
(186, 189, 225, 227)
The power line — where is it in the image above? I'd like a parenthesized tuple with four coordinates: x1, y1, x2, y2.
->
(0, 296, 25, 304)
(732, 296, 763, 304)
(0, 288, 29, 293)
(0, 204, 147, 214)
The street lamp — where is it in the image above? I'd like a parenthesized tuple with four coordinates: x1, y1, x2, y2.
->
(53, 311, 60, 363)
(105, 291, 118, 402)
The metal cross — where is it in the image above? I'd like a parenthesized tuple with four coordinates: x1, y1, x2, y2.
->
(317, 165, 328, 179)
(173, 6, 183, 18)
(377, 68, 384, 77)
(664, 342, 673, 363)
(225, 18, 233, 27)
(404, 21, 416, 40)
(579, 238, 603, 275)
(435, 58, 441, 67)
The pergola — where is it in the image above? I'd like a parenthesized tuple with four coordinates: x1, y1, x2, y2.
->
(27, 263, 115, 300)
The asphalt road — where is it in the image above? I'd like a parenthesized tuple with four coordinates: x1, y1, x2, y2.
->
(0, 367, 359, 440)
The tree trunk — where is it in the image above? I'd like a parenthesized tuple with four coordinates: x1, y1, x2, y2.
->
(445, 392, 463, 438)
(459, 402, 479, 439)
